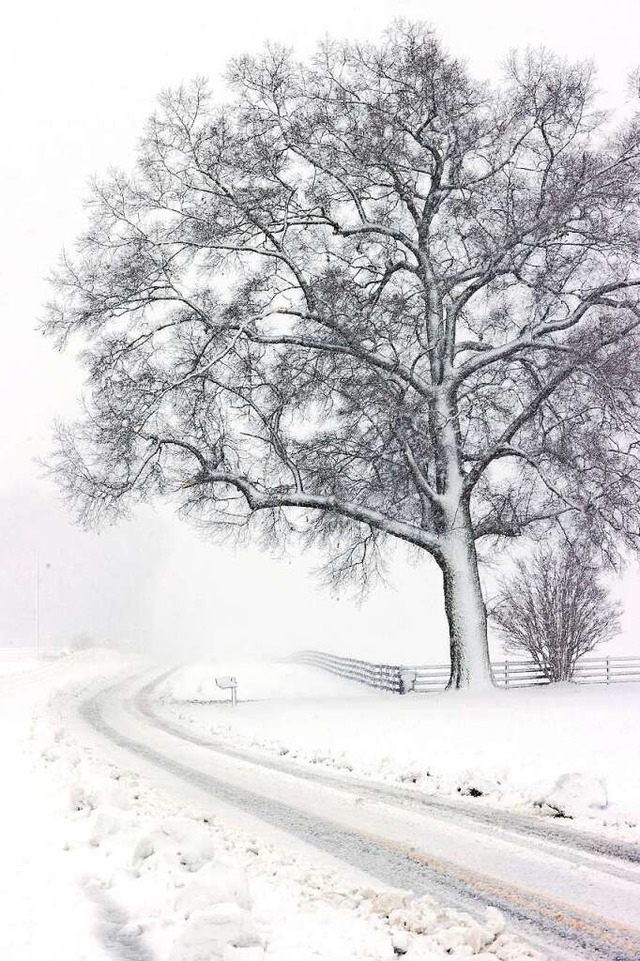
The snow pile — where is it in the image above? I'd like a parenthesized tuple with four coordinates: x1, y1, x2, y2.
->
(156, 662, 640, 839)
(534, 773, 609, 819)
(360, 890, 539, 960)
(35, 714, 269, 961)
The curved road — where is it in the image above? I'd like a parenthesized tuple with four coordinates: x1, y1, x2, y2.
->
(79, 671, 640, 961)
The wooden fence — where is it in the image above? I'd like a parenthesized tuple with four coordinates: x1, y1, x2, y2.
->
(292, 650, 404, 692)
(292, 650, 640, 692)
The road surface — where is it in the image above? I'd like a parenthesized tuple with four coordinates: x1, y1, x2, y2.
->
(78, 670, 640, 961)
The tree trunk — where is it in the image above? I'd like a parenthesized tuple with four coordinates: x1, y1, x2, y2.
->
(439, 518, 494, 691)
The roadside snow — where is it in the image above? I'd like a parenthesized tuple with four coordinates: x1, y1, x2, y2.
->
(154, 662, 640, 840)
(0, 649, 129, 960)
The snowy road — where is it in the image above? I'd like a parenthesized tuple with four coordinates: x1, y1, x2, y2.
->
(79, 671, 640, 961)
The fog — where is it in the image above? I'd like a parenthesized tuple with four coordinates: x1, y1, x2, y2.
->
(2, 0, 639, 663)
(0, 488, 451, 661)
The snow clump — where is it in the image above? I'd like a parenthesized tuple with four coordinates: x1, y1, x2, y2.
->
(169, 904, 264, 961)
(536, 772, 608, 819)
(364, 888, 541, 959)
(176, 861, 252, 916)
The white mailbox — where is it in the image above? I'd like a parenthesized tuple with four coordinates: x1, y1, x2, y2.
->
(215, 675, 238, 706)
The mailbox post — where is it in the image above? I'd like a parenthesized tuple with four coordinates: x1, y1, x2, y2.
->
(215, 675, 238, 706)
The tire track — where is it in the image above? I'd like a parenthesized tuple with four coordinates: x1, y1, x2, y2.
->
(139, 672, 640, 873)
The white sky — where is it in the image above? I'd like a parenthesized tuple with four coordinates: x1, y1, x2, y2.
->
(1, 0, 639, 661)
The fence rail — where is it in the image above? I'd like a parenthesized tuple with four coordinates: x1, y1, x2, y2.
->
(292, 650, 640, 692)
(293, 650, 404, 692)
(0, 648, 59, 662)
(0, 648, 38, 659)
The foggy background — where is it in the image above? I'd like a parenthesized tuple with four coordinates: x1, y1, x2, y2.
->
(1, 0, 639, 663)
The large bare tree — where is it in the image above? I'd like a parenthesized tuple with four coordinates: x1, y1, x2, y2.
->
(44, 24, 640, 688)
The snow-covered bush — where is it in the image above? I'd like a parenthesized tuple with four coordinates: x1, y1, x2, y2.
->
(491, 544, 620, 681)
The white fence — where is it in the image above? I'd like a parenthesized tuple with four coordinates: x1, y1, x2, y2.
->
(0, 648, 60, 664)
(292, 650, 405, 692)
(292, 650, 640, 692)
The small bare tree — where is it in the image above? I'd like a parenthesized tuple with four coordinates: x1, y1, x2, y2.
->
(43, 23, 640, 689)
(491, 545, 621, 681)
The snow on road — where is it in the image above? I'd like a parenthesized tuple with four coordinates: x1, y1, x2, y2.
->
(120, 671, 640, 957)
(154, 660, 640, 840)
(1, 652, 547, 961)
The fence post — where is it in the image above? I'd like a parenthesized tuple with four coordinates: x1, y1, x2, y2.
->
(606, 657, 610, 685)
(504, 660, 510, 688)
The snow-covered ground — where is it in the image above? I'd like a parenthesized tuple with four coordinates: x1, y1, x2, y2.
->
(0, 651, 542, 961)
(154, 660, 640, 840)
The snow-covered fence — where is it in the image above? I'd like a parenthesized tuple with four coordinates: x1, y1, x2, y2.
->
(292, 650, 640, 692)
(406, 660, 549, 690)
(571, 655, 640, 685)
(0, 648, 60, 664)
(292, 650, 403, 692)
(492, 660, 548, 689)
(0, 648, 35, 660)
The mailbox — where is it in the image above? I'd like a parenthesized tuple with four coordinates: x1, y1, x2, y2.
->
(215, 675, 238, 706)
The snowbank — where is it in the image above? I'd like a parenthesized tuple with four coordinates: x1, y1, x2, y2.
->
(157, 663, 640, 839)
(0, 649, 137, 960)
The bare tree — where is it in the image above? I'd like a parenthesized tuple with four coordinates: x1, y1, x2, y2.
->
(43, 24, 640, 688)
(490, 545, 621, 681)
